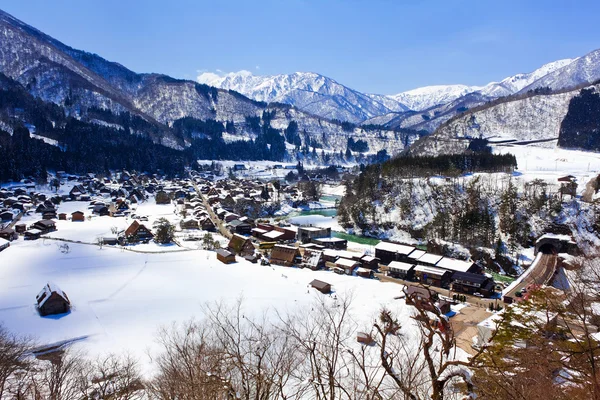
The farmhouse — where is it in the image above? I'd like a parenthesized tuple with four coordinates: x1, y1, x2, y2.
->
(270, 245, 301, 267)
(227, 234, 255, 257)
(124, 220, 154, 243)
(36, 282, 71, 316)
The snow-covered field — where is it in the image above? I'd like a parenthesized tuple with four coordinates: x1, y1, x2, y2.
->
(0, 238, 417, 372)
(494, 144, 600, 192)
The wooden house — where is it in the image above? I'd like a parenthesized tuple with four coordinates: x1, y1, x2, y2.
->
(36, 282, 71, 316)
(0, 211, 13, 222)
(24, 229, 42, 240)
(200, 218, 216, 231)
(451, 271, 495, 297)
(301, 249, 324, 270)
(58, 212, 67, 220)
(310, 279, 331, 294)
(124, 220, 154, 243)
(228, 219, 252, 235)
(216, 248, 236, 264)
(0, 227, 18, 241)
(180, 218, 200, 230)
(413, 265, 452, 288)
(270, 245, 301, 267)
(15, 223, 26, 233)
(312, 237, 348, 250)
(297, 226, 331, 243)
(375, 242, 416, 265)
(360, 255, 380, 270)
(405, 286, 438, 309)
(31, 220, 56, 233)
(334, 257, 360, 275)
(227, 234, 255, 257)
(71, 211, 85, 222)
(387, 261, 416, 280)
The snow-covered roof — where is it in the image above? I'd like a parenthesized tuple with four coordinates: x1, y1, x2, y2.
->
(263, 230, 284, 239)
(36, 282, 70, 308)
(436, 257, 474, 273)
(335, 258, 360, 268)
(375, 241, 415, 255)
(408, 249, 426, 259)
(414, 265, 448, 276)
(252, 228, 268, 234)
(388, 261, 415, 272)
(324, 249, 363, 260)
(0, 237, 9, 247)
(418, 253, 444, 265)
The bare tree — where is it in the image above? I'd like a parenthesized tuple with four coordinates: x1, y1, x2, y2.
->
(0, 325, 33, 399)
(375, 287, 475, 400)
(82, 353, 144, 400)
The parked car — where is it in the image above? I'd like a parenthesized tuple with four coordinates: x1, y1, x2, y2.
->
(473, 292, 484, 298)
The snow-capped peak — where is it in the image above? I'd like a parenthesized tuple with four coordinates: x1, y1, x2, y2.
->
(390, 84, 482, 111)
(197, 70, 408, 123)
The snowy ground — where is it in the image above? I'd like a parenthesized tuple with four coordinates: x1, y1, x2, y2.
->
(494, 144, 600, 193)
(0, 238, 426, 373)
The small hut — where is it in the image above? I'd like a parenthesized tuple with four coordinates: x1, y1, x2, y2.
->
(36, 282, 71, 316)
(310, 279, 332, 294)
(216, 248, 236, 264)
(71, 211, 85, 222)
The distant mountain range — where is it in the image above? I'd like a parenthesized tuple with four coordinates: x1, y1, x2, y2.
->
(0, 8, 415, 163)
(198, 54, 599, 131)
(1, 6, 600, 174)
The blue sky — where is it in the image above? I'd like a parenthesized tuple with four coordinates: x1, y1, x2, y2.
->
(2, 0, 600, 94)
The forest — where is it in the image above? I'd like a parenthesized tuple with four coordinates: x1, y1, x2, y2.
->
(558, 87, 600, 151)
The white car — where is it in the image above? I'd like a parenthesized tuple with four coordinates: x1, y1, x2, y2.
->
(473, 292, 484, 298)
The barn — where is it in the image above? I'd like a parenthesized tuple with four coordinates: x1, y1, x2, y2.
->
(36, 282, 71, 316)
(216, 248, 236, 264)
(310, 279, 332, 294)
(71, 211, 85, 222)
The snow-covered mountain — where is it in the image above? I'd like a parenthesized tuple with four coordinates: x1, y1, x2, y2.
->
(199, 51, 597, 130)
(390, 84, 481, 112)
(197, 70, 409, 123)
(0, 8, 414, 156)
(519, 49, 600, 93)
(408, 83, 600, 156)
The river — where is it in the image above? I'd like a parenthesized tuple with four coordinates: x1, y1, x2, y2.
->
(285, 195, 381, 247)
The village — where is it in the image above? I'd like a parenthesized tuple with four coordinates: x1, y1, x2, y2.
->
(1, 162, 583, 363)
